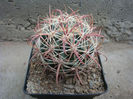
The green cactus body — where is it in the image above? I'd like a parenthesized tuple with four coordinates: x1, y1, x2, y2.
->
(30, 9, 104, 84)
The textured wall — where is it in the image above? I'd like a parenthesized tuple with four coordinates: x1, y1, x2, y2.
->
(0, 0, 133, 42)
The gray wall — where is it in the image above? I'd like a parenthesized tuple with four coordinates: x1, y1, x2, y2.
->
(0, 0, 133, 42)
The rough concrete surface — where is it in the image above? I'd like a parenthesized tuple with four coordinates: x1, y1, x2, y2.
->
(0, 41, 133, 99)
(0, 0, 133, 42)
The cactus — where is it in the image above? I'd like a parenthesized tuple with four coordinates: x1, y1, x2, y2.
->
(29, 8, 104, 85)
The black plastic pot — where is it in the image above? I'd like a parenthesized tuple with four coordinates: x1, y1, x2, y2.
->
(23, 49, 108, 99)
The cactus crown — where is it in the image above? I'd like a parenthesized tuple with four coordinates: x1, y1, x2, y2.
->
(30, 8, 104, 84)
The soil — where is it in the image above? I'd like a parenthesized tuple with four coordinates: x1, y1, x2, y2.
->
(26, 55, 105, 94)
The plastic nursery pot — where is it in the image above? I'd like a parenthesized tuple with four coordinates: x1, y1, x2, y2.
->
(23, 49, 108, 99)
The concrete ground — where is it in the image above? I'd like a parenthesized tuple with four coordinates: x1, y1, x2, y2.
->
(0, 41, 133, 99)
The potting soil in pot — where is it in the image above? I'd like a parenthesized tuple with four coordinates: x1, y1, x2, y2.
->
(26, 56, 105, 94)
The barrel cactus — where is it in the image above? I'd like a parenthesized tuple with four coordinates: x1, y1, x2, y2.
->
(29, 8, 104, 85)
